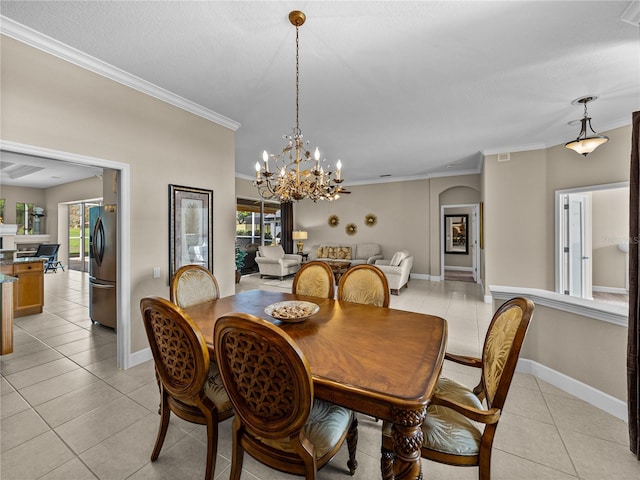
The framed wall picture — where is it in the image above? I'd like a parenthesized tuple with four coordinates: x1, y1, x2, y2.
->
(169, 184, 213, 281)
(444, 214, 469, 255)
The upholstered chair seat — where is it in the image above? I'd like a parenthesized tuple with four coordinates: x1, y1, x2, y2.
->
(292, 261, 335, 299)
(251, 398, 353, 458)
(203, 363, 233, 412)
(382, 377, 484, 457)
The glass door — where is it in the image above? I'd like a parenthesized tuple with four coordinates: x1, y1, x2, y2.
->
(68, 201, 101, 272)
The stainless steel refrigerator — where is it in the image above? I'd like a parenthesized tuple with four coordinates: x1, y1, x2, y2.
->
(89, 205, 117, 329)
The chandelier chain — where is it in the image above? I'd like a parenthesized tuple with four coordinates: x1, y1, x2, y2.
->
(295, 24, 300, 134)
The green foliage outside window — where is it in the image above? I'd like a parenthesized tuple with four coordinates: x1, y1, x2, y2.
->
(16, 202, 34, 234)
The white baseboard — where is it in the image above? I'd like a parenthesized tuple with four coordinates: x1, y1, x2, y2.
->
(410, 273, 432, 281)
(592, 285, 628, 294)
(517, 358, 627, 422)
(127, 347, 153, 369)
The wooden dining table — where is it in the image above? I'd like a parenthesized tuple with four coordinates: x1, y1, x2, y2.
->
(184, 289, 447, 480)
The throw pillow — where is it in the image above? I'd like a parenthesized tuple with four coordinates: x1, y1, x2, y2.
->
(336, 246, 351, 260)
(327, 247, 338, 259)
(317, 246, 327, 258)
(389, 252, 403, 266)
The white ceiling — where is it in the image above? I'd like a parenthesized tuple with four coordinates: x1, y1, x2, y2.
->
(0, 1, 638, 188)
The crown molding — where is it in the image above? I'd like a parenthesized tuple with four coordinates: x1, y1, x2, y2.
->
(0, 16, 241, 132)
(621, 1, 640, 26)
(482, 143, 546, 156)
(236, 167, 483, 187)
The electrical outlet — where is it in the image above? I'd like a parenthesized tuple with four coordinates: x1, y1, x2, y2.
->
(153, 267, 160, 278)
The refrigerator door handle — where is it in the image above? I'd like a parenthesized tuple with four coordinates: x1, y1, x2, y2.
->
(92, 216, 105, 266)
(91, 282, 114, 289)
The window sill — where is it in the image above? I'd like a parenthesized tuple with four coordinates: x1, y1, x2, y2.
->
(489, 285, 628, 327)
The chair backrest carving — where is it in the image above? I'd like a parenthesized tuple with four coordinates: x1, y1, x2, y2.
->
(214, 313, 313, 440)
(170, 265, 219, 309)
(338, 264, 390, 307)
(292, 261, 335, 298)
(140, 296, 209, 400)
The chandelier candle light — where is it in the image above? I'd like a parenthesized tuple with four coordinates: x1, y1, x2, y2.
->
(254, 10, 346, 202)
(565, 96, 609, 156)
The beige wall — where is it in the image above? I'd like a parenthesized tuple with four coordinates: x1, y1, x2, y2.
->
(518, 303, 627, 401)
(293, 180, 431, 272)
(544, 126, 631, 293)
(591, 187, 628, 289)
(483, 126, 631, 295)
(0, 185, 46, 229)
(483, 149, 549, 291)
(1, 36, 236, 355)
(239, 175, 481, 277)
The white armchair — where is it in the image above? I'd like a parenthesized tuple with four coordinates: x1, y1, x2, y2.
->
(375, 251, 413, 295)
(255, 245, 302, 280)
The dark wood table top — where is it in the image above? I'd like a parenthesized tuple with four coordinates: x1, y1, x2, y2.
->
(185, 289, 447, 419)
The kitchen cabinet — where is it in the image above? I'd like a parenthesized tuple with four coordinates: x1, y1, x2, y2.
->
(1, 260, 44, 317)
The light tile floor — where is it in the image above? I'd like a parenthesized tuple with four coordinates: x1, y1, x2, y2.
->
(1, 270, 637, 479)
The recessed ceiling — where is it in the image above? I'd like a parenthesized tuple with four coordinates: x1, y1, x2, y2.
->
(0, 1, 638, 186)
(0, 151, 102, 188)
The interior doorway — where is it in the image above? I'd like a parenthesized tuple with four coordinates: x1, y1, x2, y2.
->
(2, 140, 131, 369)
(441, 203, 480, 284)
(555, 182, 629, 303)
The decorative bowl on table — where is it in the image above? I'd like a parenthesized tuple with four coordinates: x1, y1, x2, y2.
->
(265, 301, 319, 323)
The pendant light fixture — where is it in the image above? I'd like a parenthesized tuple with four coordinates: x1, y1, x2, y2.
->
(565, 96, 609, 156)
(253, 10, 346, 202)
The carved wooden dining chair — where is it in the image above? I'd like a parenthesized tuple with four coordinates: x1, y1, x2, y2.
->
(292, 260, 335, 299)
(337, 264, 390, 307)
(214, 312, 358, 480)
(170, 264, 219, 308)
(140, 296, 233, 480)
(380, 297, 535, 480)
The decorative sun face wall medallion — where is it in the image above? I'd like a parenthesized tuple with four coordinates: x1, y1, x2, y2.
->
(328, 215, 339, 227)
(364, 213, 377, 227)
(345, 223, 357, 236)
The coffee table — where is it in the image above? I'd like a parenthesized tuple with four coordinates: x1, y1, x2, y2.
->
(324, 260, 351, 284)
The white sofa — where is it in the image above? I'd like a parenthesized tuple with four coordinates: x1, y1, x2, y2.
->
(375, 250, 413, 295)
(307, 243, 383, 265)
(255, 245, 302, 280)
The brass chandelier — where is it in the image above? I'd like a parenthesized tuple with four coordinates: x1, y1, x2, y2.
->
(254, 10, 345, 202)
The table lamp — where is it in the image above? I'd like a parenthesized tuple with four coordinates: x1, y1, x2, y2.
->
(292, 230, 308, 254)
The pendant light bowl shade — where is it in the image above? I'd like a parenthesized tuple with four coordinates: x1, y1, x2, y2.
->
(565, 96, 609, 156)
(565, 134, 609, 156)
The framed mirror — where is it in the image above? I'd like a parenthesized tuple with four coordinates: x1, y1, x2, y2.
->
(444, 214, 468, 254)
